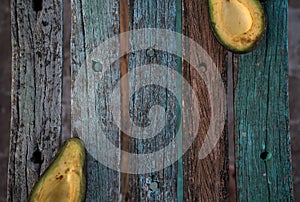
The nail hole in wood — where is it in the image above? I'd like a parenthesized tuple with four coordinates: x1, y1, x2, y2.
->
(197, 62, 207, 72)
(32, 0, 43, 12)
(92, 59, 103, 72)
(149, 181, 159, 191)
(31, 148, 43, 164)
(260, 151, 272, 161)
(146, 48, 155, 58)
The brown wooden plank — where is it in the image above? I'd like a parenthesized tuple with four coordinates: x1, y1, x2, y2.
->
(7, 0, 64, 201)
(119, 0, 131, 199)
(182, 0, 229, 201)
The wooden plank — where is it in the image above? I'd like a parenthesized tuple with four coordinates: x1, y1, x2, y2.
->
(124, 0, 181, 201)
(182, 0, 229, 201)
(7, 0, 63, 201)
(71, 0, 121, 201)
(175, 0, 184, 200)
(233, 0, 293, 201)
(119, 0, 130, 199)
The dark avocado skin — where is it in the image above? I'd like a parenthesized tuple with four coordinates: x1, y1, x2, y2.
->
(28, 137, 87, 202)
(208, 0, 266, 53)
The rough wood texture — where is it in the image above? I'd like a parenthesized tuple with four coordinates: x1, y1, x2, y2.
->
(234, 0, 293, 201)
(182, 0, 228, 201)
(125, 0, 180, 201)
(7, 0, 63, 201)
(72, 0, 229, 201)
(71, 0, 121, 201)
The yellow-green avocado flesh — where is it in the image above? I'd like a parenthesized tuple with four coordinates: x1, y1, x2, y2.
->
(29, 138, 86, 202)
(209, 0, 266, 53)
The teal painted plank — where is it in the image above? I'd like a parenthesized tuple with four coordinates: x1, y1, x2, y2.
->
(234, 0, 293, 201)
(126, 0, 180, 201)
(71, 0, 121, 201)
(175, 0, 183, 201)
(7, 0, 63, 201)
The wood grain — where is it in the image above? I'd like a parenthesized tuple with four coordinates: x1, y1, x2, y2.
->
(71, 0, 121, 201)
(119, 0, 130, 199)
(233, 0, 293, 201)
(7, 0, 294, 201)
(7, 0, 63, 201)
(125, 0, 181, 201)
(182, 0, 228, 201)
(72, 0, 229, 201)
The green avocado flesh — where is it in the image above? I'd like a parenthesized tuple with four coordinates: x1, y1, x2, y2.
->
(29, 138, 86, 202)
(209, 0, 266, 53)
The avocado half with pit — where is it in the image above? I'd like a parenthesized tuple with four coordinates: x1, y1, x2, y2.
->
(29, 138, 86, 202)
(208, 0, 266, 53)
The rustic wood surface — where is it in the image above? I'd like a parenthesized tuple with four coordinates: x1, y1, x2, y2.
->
(7, 0, 63, 201)
(5, 0, 295, 201)
(233, 0, 293, 201)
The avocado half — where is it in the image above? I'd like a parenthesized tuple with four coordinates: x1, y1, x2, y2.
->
(208, 0, 266, 53)
(29, 138, 86, 202)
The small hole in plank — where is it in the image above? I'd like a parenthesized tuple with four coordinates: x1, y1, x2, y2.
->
(92, 59, 103, 72)
(146, 48, 155, 57)
(32, 0, 43, 12)
(149, 181, 159, 192)
(31, 148, 43, 164)
(260, 151, 272, 161)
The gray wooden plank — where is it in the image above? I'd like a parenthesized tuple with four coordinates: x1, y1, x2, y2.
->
(234, 0, 293, 201)
(71, 0, 121, 201)
(7, 0, 63, 201)
(124, 0, 181, 201)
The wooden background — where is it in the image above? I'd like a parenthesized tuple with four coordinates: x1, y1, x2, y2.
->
(0, 0, 297, 201)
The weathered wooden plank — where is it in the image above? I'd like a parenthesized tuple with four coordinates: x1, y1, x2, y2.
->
(125, 0, 181, 201)
(182, 0, 229, 201)
(71, 0, 121, 201)
(7, 0, 63, 201)
(233, 0, 293, 201)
